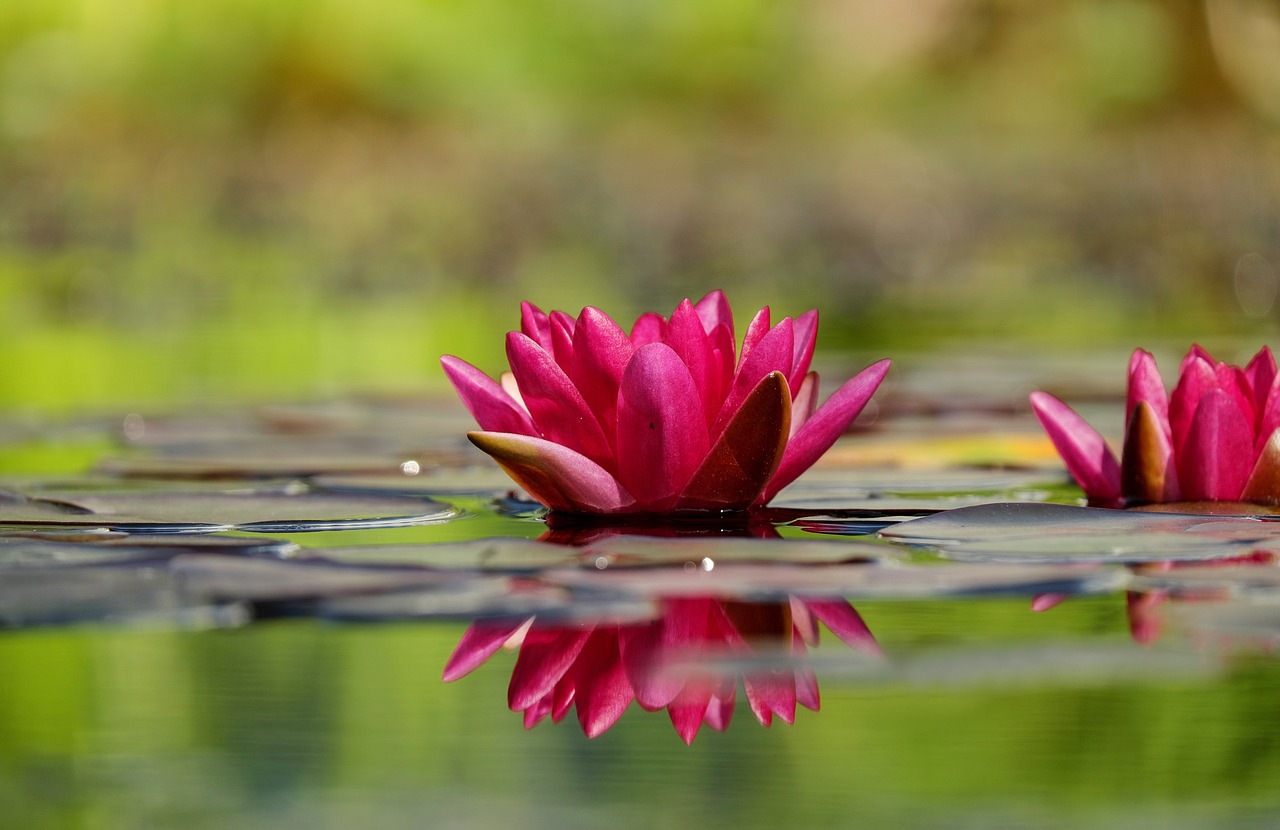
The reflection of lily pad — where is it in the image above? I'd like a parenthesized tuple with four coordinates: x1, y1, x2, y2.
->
(304, 538, 579, 570)
(1132, 566, 1280, 598)
(18, 490, 457, 533)
(582, 536, 889, 566)
(544, 560, 1129, 601)
(169, 554, 478, 602)
(881, 503, 1280, 547)
(935, 533, 1259, 564)
(316, 583, 656, 623)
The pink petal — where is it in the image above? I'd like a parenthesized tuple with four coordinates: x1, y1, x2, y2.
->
(762, 359, 891, 503)
(792, 638, 820, 712)
(616, 342, 712, 511)
(679, 371, 790, 511)
(630, 311, 666, 346)
(693, 289, 734, 340)
(802, 599, 881, 656)
(1177, 388, 1254, 501)
(711, 317, 794, 440)
(1246, 347, 1277, 414)
(569, 307, 634, 452)
(706, 323, 737, 415)
(520, 301, 552, 351)
(1127, 590, 1166, 645)
(440, 356, 538, 436)
(703, 687, 735, 732)
(522, 694, 554, 728)
(664, 299, 717, 425)
(549, 310, 576, 372)
(789, 309, 818, 392)
(1028, 391, 1122, 502)
(468, 431, 636, 513)
(1125, 349, 1169, 438)
(1179, 344, 1214, 375)
(789, 596, 820, 647)
(506, 332, 615, 471)
(442, 617, 532, 681)
(623, 598, 713, 710)
(743, 672, 796, 726)
(1242, 429, 1280, 505)
(667, 678, 715, 744)
(508, 624, 593, 711)
(571, 629, 634, 738)
(1031, 593, 1067, 612)
(1170, 354, 1217, 455)
(738, 306, 771, 368)
(1257, 379, 1280, 457)
(789, 372, 819, 438)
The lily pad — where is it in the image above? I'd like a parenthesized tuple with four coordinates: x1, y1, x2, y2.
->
(1131, 565, 1280, 598)
(0, 534, 292, 567)
(301, 538, 580, 570)
(316, 583, 656, 624)
(934, 533, 1260, 564)
(15, 490, 458, 533)
(880, 502, 1280, 547)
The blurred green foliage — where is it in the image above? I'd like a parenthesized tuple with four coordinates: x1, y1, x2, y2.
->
(1, 0, 1279, 411)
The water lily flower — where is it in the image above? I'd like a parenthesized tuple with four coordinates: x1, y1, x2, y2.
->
(1030, 345, 1280, 507)
(442, 291, 890, 515)
(442, 596, 879, 743)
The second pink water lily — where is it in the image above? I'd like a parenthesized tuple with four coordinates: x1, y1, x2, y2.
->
(1030, 345, 1280, 506)
(442, 291, 890, 514)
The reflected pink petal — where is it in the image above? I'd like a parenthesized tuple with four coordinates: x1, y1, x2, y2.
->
(508, 625, 592, 711)
(442, 617, 532, 682)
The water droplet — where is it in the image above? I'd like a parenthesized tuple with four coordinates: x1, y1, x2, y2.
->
(122, 413, 146, 441)
(401, 460, 422, 476)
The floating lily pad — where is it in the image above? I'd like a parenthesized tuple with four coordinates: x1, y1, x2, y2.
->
(310, 467, 517, 498)
(880, 502, 1280, 547)
(543, 560, 1129, 601)
(302, 538, 580, 570)
(0, 534, 292, 567)
(316, 582, 656, 623)
(934, 533, 1259, 564)
(15, 490, 458, 533)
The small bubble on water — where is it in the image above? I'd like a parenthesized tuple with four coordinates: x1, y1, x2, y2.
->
(683, 561, 696, 573)
(594, 556, 609, 570)
(122, 413, 146, 441)
(400, 460, 421, 476)
(701, 557, 715, 571)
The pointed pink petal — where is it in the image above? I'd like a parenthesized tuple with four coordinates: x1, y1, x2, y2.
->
(789, 596, 820, 647)
(1179, 344, 1214, 375)
(789, 373, 819, 438)
(1125, 349, 1169, 438)
(571, 629, 634, 738)
(616, 342, 712, 511)
(667, 679, 715, 744)
(551, 675, 575, 723)
(744, 672, 795, 726)
(442, 617, 532, 681)
(737, 306, 771, 368)
(468, 432, 635, 513)
(508, 625, 592, 711)
(712, 317, 793, 440)
(1216, 362, 1257, 428)
(1031, 593, 1067, 612)
(506, 332, 615, 471)
(549, 310, 576, 372)
(1127, 590, 1166, 645)
(693, 289, 734, 341)
(441, 356, 538, 436)
(679, 371, 790, 511)
(703, 687, 735, 732)
(1257, 378, 1280, 456)
(762, 359, 891, 503)
(1170, 355, 1217, 455)
(792, 638, 820, 712)
(1028, 391, 1122, 502)
(630, 311, 667, 346)
(522, 694, 554, 728)
(570, 307, 634, 452)
(802, 599, 881, 656)
(664, 299, 717, 425)
(520, 301, 552, 351)
(789, 309, 818, 392)
(707, 323, 737, 415)
(1177, 389, 1254, 501)
(1246, 347, 1277, 413)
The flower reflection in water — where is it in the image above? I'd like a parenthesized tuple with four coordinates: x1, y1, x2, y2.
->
(444, 593, 879, 743)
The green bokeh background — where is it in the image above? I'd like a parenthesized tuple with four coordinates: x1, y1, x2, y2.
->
(3, 0, 1280, 412)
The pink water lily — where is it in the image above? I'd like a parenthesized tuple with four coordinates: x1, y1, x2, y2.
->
(1030, 345, 1280, 507)
(442, 596, 879, 743)
(442, 291, 890, 514)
